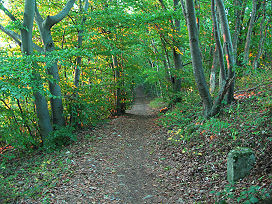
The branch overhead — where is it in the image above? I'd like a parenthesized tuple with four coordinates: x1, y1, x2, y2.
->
(0, 2, 17, 21)
(46, 0, 76, 28)
(0, 24, 21, 46)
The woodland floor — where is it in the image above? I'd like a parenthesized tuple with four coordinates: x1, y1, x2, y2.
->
(1, 83, 272, 203)
(45, 95, 169, 203)
(11, 91, 170, 203)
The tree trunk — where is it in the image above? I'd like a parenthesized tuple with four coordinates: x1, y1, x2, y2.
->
(186, 0, 235, 118)
(33, 91, 53, 140)
(21, 0, 53, 141)
(253, 2, 267, 69)
(232, 0, 247, 64)
(216, 0, 235, 104)
(211, 0, 226, 90)
(74, 0, 89, 87)
(210, 45, 219, 93)
(35, 0, 76, 127)
(45, 45, 65, 127)
(244, 0, 257, 64)
(185, 0, 212, 117)
(172, 0, 184, 93)
(253, 21, 268, 69)
(113, 56, 125, 115)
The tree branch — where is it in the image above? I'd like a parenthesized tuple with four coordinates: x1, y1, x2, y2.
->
(0, 24, 21, 46)
(209, 75, 235, 117)
(158, 0, 166, 9)
(0, 24, 43, 52)
(32, 42, 43, 53)
(83, 0, 89, 12)
(34, 2, 44, 26)
(45, 0, 76, 28)
(0, 2, 17, 22)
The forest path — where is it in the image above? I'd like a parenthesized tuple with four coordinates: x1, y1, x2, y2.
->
(49, 87, 168, 203)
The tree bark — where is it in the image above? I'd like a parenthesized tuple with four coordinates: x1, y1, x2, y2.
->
(172, 0, 184, 93)
(186, 0, 235, 118)
(216, 0, 235, 104)
(232, 0, 247, 64)
(244, 0, 257, 64)
(185, 0, 212, 117)
(21, 0, 53, 141)
(211, 0, 226, 90)
(35, 0, 76, 127)
(113, 56, 125, 115)
(210, 45, 219, 93)
(253, 1, 267, 69)
(74, 0, 89, 87)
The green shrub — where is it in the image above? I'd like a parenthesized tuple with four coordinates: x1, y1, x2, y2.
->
(45, 126, 76, 150)
(211, 184, 271, 203)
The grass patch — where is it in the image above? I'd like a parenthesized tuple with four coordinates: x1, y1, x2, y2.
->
(149, 97, 167, 109)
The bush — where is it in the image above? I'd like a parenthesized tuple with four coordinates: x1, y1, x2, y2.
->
(44, 126, 76, 150)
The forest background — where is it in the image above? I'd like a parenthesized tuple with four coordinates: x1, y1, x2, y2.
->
(0, 0, 271, 203)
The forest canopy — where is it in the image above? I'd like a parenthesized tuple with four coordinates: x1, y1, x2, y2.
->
(0, 0, 271, 148)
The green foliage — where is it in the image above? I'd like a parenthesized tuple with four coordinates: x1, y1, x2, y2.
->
(149, 97, 167, 109)
(0, 151, 73, 202)
(211, 184, 271, 203)
(0, 52, 51, 149)
(198, 117, 235, 139)
(158, 89, 202, 142)
(45, 126, 76, 150)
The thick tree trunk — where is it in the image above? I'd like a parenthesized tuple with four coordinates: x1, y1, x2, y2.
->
(33, 91, 53, 140)
(35, 0, 75, 127)
(21, 0, 52, 141)
(173, 48, 183, 92)
(39, 27, 65, 127)
(216, 0, 235, 104)
(244, 0, 257, 64)
(186, 0, 235, 118)
(185, 0, 212, 117)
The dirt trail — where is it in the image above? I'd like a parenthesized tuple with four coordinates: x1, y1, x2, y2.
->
(47, 87, 168, 203)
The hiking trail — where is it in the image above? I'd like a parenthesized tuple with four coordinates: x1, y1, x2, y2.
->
(47, 87, 168, 203)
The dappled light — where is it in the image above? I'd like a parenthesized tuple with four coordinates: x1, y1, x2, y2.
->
(0, 0, 271, 203)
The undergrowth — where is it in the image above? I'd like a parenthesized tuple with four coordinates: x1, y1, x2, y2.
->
(155, 69, 272, 203)
(0, 149, 75, 203)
